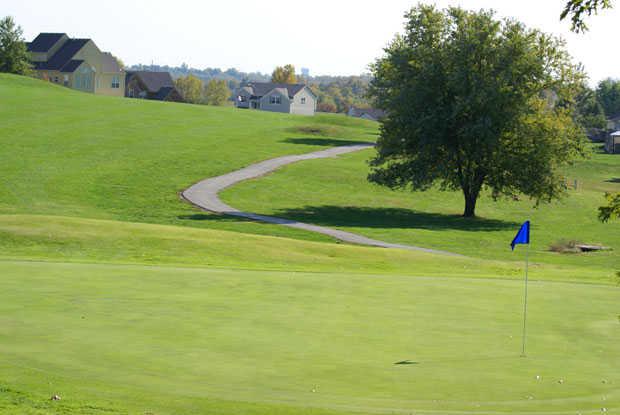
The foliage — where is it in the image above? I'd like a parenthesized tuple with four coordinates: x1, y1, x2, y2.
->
(203, 78, 230, 106)
(0, 16, 31, 75)
(596, 78, 620, 116)
(575, 84, 607, 131)
(368, 5, 587, 217)
(174, 74, 204, 104)
(560, 0, 613, 32)
(599, 192, 620, 222)
(309, 76, 370, 113)
(271, 64, 297, 84)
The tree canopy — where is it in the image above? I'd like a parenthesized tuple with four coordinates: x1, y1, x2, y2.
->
(369, 5, 587, 217)
(0, 16, 31, 75)
(174, 74, 204, 104)
(204, 79, 230, 106)
(560, 0, 613, 32)
(595, 78, 620, 116)
(271, 64, 296, 84)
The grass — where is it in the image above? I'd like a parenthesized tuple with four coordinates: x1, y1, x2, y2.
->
(1, 74, 619, 414)
(0, 73, 375, 240)
(222, 146, 620, 270)
(1, 260, 619, 414)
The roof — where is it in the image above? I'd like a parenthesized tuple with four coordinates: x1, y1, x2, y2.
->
(101, 52, 121, 73)
(611, 131, 620, 136)
(27, 33, 66, 52)
(126, 71, 175, 93)
(34, 38, 90, 71)
(243, 82, 308, 98)
(59, 59, 84, 73)
(349, 106, 387, 120)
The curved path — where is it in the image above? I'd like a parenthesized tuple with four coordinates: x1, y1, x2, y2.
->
(182, 144, 458, 256)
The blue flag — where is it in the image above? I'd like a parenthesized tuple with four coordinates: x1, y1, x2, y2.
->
(511, 221, 530, 251)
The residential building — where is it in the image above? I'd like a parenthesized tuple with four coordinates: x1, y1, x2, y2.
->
(606, 131, 620, 154)
(235, 82, 316, 116)
(125, 71, 183, 102)
(27, 33, 124, 96)
(347, 106, 387, 121)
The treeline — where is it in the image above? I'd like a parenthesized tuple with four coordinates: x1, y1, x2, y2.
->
(128, 63, 371, 112)
(576, 78, 620, 136)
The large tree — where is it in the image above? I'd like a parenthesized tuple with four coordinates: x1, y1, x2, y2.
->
(271, 64, 296, 84)
(204, 79, 230, 106)
(561, 0, 613, 32)
(599, 192, 620, 222)
(174, 74, 203, 104)
(369, 5, 586, 218)
(596, 78, 620, 116)
(0, 16, 31, 75)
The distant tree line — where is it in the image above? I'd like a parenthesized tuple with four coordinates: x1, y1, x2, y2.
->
(129, 63, 372, 113)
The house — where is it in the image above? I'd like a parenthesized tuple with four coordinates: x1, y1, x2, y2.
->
(27, 33, 124, 96)
(347, 106, 386, 121)
(125, 71, 183, 102)
(605, 131, 620, 154)
(235, 82, 316, 115)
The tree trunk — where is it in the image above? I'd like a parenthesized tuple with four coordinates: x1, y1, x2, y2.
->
(463, 190, 479, 218)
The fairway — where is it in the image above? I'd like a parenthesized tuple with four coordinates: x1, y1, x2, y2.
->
(2, 260, 619, 415)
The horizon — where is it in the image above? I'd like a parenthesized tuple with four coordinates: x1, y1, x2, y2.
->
(7, 1, 620, 85)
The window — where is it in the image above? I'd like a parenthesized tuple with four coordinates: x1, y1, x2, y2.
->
(63, 75, 69, 86)
(53, 76, 59, 83)
(111, 75, 120, 89)
(270, 95, 281, 105)
(301, 97, 306, 104)
(75, 74, 81, 88)
(238, 95, 247, 103)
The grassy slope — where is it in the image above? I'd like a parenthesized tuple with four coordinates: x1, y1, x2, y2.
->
(1, 75, 619, 414)
(222, 147, 620, 270)
(0, 73, 374, 241)
(2, 260, 619, 415)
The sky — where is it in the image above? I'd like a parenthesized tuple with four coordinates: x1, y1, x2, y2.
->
(6, 0, 619, 84)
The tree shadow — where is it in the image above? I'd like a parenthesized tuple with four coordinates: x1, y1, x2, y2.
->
(282, 137, 372, 147)
(605, 178, 620, 183)
(271, 206, 519, 231)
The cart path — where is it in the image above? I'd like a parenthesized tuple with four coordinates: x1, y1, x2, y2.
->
(182, 144, 459, 256)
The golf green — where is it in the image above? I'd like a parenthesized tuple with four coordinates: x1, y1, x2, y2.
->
(1, 260, 618, 414)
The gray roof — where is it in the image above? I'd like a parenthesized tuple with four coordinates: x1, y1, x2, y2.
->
(31, 37, 90, 72)
(243, 82, 308, 98)
(349, 106, 387, 120)
(126, 71, 175, 93)
(27, 33, 66, 52)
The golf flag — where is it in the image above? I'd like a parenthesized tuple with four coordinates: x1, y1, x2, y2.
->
(511, 221, 530, 251)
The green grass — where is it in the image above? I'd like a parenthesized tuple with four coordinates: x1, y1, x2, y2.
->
(222, 147, 620, 270)
(1, 260, 619, 414)
(1, 74, 619, 414)
(0, 73, 374, 240)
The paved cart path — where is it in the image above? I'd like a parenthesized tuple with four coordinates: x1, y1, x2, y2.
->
(182, 144, 459, 256)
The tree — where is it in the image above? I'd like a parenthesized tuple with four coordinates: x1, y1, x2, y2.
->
(598, 192, 620, 222)
(575, 85, 607, 131)
(175, 74, 203, 104)
(369, 5, 586, 217)
(271, 64, 296, 84)
(204, 79, 230, 106)
(596, 78, 620, 116)
(560, 0, 613, 32)
(0, 16, 31, 75)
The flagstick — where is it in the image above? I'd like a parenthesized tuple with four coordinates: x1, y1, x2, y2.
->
(520, 242, 530, 357)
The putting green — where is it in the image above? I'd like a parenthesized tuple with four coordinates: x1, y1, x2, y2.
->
(1, 260, 618, 414)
